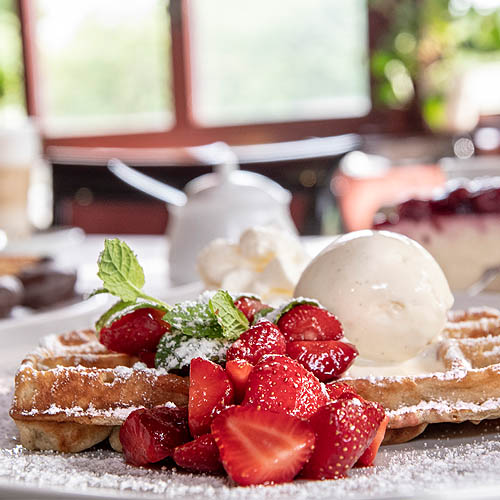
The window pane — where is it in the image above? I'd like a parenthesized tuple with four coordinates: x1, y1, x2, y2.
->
(189, 0, 370, 126)
(0, 0, 25, 117)
(35, 0, 172, 136)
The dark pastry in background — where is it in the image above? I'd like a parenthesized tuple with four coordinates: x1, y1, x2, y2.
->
(18, 263, 78, 309)
(0, 276, 23, 318)
(0, 255, 78, 318)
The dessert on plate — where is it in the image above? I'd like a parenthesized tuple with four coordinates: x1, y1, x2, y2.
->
(10, 231, 500, 485)
(0, 254, 77, 317)
(373, 177, 500, 291)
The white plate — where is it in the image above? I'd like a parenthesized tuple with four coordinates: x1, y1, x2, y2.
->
(2, 288, 500, 499)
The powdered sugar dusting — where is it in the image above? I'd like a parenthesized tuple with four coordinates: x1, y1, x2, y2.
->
(2, 369, 500, 498)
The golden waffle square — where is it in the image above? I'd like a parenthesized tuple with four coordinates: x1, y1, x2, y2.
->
(344, 307, 500, 443)
(9, 330, 189, 452)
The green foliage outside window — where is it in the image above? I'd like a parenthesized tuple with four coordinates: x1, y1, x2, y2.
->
(0, 0, 25, 113)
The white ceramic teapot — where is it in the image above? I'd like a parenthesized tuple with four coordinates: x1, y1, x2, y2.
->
(108, 144, 296, 285)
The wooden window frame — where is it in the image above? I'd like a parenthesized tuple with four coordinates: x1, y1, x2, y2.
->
(17, 0, 421, 150)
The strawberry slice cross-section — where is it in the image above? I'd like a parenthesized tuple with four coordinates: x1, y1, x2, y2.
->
(211, 405, 315, 486)
(188, 357, 234, 437)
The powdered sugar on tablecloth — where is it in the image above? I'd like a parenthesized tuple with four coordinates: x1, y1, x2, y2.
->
(2, 369, 500, 500)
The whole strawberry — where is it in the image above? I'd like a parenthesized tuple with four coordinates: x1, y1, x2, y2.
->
(301, 397, 385, 480)
(242, 354, 328, 420)
(226, 320, 286, 365)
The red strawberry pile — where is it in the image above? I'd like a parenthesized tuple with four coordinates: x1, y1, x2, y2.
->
(111, 300, 388, 486)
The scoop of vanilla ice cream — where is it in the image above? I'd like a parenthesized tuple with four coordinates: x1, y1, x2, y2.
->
(294, 230, 454, 363)
(197, 226, 309, 303)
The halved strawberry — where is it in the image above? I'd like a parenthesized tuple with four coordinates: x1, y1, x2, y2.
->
(119, 405, 190, 466)
(211, 406, 315, 486)
(234, 296, 270, 323)
(138, 349, 156, 368)
(324, 381, 359, 401)
(301, 397, 386, 480)
(356, 414, 389, 467)
(99, 307, 170, 355)
(277, 304, 343, 341)
(242, 354, 328, 420)
(286, 340, 358, 382)
(226, 320, 286, 365)
(188, 357, 234, 437)
(173, 433, 223, 473)
(225, 359, 253, 403)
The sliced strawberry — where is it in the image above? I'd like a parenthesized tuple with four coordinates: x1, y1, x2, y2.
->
(119, 405, 190, 466)
(189, 357, 234, 437)
(286, 340, 358, 382)
(99, 307, 170, 355)
(138, 349, 156, 368)
(356, 414, 389, 467)
(225, 359, 253, 403)
(324, 381, 359, 401)
(211, 406, 315, 486)
(301, 397, 386, 480)
(242, 354, 328, 420)
(173, 433, 223, 473)
(234, 296, 270, 323)
(277, 304, 343, 341)
(226, 320, 286, 365)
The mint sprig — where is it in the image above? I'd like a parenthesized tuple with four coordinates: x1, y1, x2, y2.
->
(209, 290, 249, 340)
(93, 239, 169, 308)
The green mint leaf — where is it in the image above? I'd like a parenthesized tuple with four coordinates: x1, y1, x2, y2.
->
(209, 290, 249, 340)
(253, 306, 274, 324)
(155, 332, 230, 371)
(97, 239, 145, 302)
(95, 299, 170, 333)
(163, 300, 223, 339)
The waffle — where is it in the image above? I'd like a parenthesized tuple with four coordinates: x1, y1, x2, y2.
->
(343, 306, 500, 444)
(9, 330, 189, 452)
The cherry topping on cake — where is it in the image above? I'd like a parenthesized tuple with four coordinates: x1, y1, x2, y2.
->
(300, 397, 385, 480)
(277, 304, 343, 342)
(430, 187, 471, 214)
(286, 340, 358, 382)
(226, 320, 286, 365)
(234, 296, 270, 323)
(211, 405, 315, 486)
(99, 307, 170, 355)
(242, 354, 327, 420)
(397, 199, 431, 220)
(119, 405, 190, 466)
(173, 433, 223, 474)
(188, 357, 234, 437)
(471, 187, 500, 213)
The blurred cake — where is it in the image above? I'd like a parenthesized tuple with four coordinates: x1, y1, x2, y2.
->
(373, 178, 500, 291)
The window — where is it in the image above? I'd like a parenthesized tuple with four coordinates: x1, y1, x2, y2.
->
(34, 0, 171, 136)
(189, 0, 370, 125)
(16, 0, 383, 147)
